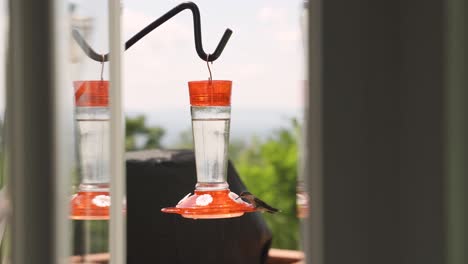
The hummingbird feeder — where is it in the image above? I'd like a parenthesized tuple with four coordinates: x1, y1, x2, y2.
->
(70, 80, 111, 220)
(161, 80, 255, 219)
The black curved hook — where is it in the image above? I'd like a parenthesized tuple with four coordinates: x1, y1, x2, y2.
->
(72, 2, 232, 62)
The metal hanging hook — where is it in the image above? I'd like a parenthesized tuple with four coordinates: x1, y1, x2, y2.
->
(100, 55, 105, 81)
(72, 2, 232, 63)
(206, 54, 213, 83)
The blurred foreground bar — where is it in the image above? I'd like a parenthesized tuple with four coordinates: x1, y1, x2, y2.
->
(305, 0, 468, 263)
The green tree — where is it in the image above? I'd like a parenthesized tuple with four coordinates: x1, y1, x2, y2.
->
(233, 120, 299, 250)
(174, 126, 193, 149)
(125, 115, 165, 150)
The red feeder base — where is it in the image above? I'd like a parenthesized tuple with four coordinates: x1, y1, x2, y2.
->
(70, 191, 111, 220)
(161, 189, 256, 219)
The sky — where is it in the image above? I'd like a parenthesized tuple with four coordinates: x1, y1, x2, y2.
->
(121, 0, 306, 111)
(0, 0, 306, 111)
(69, 0, 306, 111)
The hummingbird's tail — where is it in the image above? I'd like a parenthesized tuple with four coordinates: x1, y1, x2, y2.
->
(265, 205, 280, 214)
(253, 197, 280, 214)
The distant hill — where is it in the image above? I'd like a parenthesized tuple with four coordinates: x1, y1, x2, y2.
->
(126, 107, 303, 146)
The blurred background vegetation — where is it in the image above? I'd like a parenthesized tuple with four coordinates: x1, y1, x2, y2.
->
(235, 121, 300, 249)
(126, 114, 300, 250)
(73, 114, 300, 254)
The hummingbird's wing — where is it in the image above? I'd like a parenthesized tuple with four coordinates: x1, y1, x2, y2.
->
(254, 198, 279, 214)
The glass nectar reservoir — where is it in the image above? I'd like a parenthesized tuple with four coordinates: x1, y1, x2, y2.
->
(70, 80, 111, 220)
(162, 80, 255, 219)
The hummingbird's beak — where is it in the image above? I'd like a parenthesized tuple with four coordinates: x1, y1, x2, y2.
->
(235, 196, 241, 200)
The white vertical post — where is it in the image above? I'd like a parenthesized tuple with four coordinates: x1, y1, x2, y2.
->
(108, 0, 126, 264)
(8, 0, 72, 263)
(304, 0, 324, 264)
(52, 0, 73, 262)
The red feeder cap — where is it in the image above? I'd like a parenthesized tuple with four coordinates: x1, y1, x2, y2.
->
(74, 80, 109, 107)
(188, 80, 232, 106)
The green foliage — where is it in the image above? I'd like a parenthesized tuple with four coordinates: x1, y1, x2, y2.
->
(233, 120, 299, 250)
(174, 126, 193, 149)
(72, 220, 109, 254)
(228, 138, 247, 162)
(126, 115, 165, 150)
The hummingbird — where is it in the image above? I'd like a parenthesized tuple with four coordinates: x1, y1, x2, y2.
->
(237, 191, 280, 214)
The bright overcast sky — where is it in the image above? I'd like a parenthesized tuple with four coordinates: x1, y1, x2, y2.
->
(121, 0, 306, 111)
(0, 0, 306, 113)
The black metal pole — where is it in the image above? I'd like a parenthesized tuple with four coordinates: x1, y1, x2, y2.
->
(72, 2, 232, 62)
